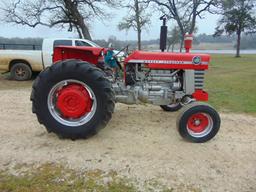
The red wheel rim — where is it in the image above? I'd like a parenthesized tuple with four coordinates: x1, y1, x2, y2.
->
(56, 84, 92, 119)
(48, 79, 97, 127)
(187, 113, 210, 133)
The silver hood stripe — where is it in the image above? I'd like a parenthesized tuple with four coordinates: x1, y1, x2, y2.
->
(128, 59, 208, 65)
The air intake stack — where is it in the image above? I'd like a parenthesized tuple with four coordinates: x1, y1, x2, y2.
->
(184, 34, 193, 53)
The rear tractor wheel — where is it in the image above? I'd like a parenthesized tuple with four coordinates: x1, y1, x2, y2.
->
(31, 60, 115, 139)
(176, 102, 221, 143)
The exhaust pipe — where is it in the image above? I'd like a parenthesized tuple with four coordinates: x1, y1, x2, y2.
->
(160, 15, 168, 52)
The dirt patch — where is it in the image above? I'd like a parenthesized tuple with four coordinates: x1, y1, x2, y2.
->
(0, 74, 32, 90)
(0, 86, 255, 192)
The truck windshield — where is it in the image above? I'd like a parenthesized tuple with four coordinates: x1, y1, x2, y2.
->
(75, 41, 92, 47)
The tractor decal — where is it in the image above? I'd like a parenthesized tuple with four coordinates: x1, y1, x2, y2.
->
(128, 59, 208, 65)
(192, 56, 202, 65)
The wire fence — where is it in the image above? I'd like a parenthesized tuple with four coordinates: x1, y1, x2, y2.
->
(0, 44, 42, 50)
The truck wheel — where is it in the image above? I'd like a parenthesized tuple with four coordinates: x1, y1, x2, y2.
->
(31, 60, 115, 140)
(10, 63, 32, 81)
(160, 103, 182, 112)
(176, 102, 221, 143)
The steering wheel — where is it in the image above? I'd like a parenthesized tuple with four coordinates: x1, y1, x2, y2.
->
(113, 45, 129, 58)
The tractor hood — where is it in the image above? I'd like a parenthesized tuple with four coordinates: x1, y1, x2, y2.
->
(125, 51, 210, 70)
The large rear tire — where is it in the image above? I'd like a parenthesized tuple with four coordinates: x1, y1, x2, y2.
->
(31, 60, 115, 140)
(177, 102, 221, 143)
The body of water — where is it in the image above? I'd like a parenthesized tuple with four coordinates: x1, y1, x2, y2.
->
(152, 49, 256, 54)
(190, 49, 256, 54)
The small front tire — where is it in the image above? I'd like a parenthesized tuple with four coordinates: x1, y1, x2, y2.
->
(177, 102, 221, 143)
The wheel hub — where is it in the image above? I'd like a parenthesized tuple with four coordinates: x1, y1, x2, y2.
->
(187, 113, 209, 133)
(56, 84, 92, 119)
(16, 68, 25, 76)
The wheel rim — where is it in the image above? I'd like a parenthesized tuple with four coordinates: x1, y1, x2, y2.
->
(187, 113, 213, 138)
(15, 67, 26, 77)
(47, 79, 97, 127)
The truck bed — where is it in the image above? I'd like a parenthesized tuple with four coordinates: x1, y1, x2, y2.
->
(0, 50, 43, 72)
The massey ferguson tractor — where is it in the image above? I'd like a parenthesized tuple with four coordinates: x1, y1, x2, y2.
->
(31, 17, 221, 143)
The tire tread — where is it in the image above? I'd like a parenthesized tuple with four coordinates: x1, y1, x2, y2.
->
(31, 60, 115, 139)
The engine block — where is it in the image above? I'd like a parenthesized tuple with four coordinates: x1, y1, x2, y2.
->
(113, 64, 184, 105)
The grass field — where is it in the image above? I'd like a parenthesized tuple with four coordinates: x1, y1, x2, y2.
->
(205, 54, 256, 115)
(0, 164, 137, 192)
(0, 164, 174, 192)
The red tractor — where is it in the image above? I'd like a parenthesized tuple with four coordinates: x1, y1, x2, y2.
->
(31, 20, 221, 143)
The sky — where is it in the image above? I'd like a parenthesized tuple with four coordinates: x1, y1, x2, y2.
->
(0, 5, 219, 41)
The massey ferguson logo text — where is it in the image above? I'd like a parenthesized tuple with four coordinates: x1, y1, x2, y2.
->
(129, 60, 185, 64)
(128, 59, 208, 65)
(146, 60, 184, 64)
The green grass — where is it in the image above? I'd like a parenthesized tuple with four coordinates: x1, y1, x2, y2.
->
(205, 54, 256, 114)
(0, 164, 177, 192)
(0, 164, 136, 192)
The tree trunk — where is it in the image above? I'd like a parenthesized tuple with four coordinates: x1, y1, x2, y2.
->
(75, 25, 83, 39)
(176, 19, 185, 52)
(79, 22, 92, 40)
(236, 29, 241, 57)
(179, 35, 185, 52)
(138, 29, 142, 50)
(167, 42, 171, 52)
(64, 0, 92, 40)
(189, 2, 197, 34)
(74, 9, 92, 40)
(172, 44, 175, 52)
(135, 0, 142, 50)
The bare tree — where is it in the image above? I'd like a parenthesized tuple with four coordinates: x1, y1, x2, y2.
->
(214, 0, 256, 57)
(118, 0, 151, 50)
(167, 26, 181, 51)
(147, 0, 219, 51)
(1, 0, 118, 40)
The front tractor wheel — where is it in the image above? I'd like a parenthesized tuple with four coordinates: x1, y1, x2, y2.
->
(177, 102, 221, 143)
(31, 60, 115, 140)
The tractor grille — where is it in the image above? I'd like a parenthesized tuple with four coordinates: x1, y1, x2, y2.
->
(194, 70, 205, 89)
